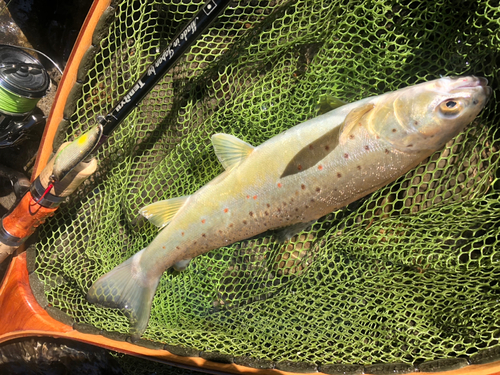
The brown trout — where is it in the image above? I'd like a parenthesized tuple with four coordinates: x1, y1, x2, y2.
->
(87, 76, 491, 340)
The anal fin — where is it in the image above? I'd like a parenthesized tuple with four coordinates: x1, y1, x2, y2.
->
(140, 196, 190, 228)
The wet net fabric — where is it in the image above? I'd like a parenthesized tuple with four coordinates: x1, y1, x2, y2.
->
(32, 0, 500, 370)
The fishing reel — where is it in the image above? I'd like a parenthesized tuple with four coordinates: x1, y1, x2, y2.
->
(0, 45, 49, 148)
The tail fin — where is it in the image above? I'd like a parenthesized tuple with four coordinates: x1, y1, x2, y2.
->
(87, 248, 160, 341)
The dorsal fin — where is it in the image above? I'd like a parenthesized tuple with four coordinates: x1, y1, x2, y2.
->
(139, 196, 190, 228)
(211, 133, 255, 170)
(338, 103, 374, 144)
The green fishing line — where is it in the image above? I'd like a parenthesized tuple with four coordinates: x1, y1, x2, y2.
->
(0, 84, 39, 114)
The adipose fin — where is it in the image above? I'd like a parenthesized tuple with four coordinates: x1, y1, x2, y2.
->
(275, 220, 316, 243)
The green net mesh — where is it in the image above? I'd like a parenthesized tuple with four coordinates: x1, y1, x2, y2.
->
(31, 0, 500, 371)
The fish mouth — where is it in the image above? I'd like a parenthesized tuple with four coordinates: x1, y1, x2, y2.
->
(447, 76, 492, 107)
(453, 76, 492, 97)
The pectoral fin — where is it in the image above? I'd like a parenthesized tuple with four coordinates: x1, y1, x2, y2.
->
(140, 196, 190, 228)
(338, 103, 374, 144)
(211, 133, 255, 170)
(316, 94, 347, 115)
(281, 126, 341, 178)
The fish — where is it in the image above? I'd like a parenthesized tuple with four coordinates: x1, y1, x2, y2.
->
(87, 76, 491, 341)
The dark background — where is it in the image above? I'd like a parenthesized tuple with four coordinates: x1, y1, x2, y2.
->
(7, 0, 94, 68)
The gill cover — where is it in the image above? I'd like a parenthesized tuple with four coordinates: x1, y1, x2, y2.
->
(371, 76, 491, 152)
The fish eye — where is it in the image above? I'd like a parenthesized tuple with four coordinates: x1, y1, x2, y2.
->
(439, 99, 462, 117)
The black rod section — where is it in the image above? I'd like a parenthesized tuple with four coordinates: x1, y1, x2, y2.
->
(99, 0, 231, 138)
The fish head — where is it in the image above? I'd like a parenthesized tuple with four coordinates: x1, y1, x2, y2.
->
(373, 76, 491, 152)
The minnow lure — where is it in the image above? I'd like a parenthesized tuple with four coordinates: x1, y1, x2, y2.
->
(34, 124, 102, 204)
(88, 76, 491, 340)
(51, 124, 102, 183)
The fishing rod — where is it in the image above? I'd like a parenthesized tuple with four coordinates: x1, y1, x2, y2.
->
(54, 0, 231, 183)
(0, 0, 231, 262)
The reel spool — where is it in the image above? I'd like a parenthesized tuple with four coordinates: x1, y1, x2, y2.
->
(0, 44, 49, 148)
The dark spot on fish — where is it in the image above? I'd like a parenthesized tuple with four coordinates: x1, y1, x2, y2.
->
(267, 203, 271, 208)
(295, 208, 299, 211)
(265, 211, 269, 216)
(277, 207, 282, 213)
(364, 145, 369, 150)
(357, 165, 362, 170)
(337, 172, 342, 178)
(305, 205, 309, 209)
(344, 153, 349, 159)
(309, 144, 314, 150)
(349, 134, 355, 139)
(194, 241, 197, 245)
(249, 211, 254, 216)
(325, 145, 330, 151)
(219, 230, 223, 234)
(202, 233, 206, 237)
(392, 128, 397, 132)
(407, 144, 413, 147)
(290, 198, 294, 202)
(283, 202, 287, 206)
(176, 246, 180, 250)
(297, 164, 302, 170)
(243, 220, 247, 225)
(414, 120, 419, 126)
(301, 184, 306, 190)
(229, 223, 234, 228)
(181, 232, 185, 236)
(316, 187, 321, 192)
(385, 149, 390, 154)
(311, 198, 315, 202)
